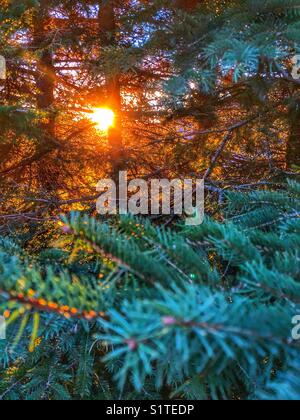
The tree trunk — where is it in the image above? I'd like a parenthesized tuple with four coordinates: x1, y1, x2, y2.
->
(175, 0, 199, 11)
(32, 0, 57, 189)
(33, 0, 56, 136)
(287, 101, 300, 169)
(98, 0, 124, 180)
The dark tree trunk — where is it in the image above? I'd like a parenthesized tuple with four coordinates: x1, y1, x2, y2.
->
(98, 0, 124, 180)
(32, 0, 57, 190)
(287, 101, 300, 169)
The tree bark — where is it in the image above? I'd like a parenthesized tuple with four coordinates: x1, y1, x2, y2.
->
(98, 0, 124, 180)
(33, 0, 56, 136)
(32, 0, 57, 189)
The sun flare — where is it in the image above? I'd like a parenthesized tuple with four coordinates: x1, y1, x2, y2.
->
(89, 107, 115, 131)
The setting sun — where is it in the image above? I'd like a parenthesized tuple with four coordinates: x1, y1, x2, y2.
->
(89, 107, 115, 131)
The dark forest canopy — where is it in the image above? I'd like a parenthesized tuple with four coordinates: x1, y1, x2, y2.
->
(0, 0, 300, 401)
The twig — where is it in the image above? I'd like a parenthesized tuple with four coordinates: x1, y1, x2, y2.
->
(204, 131, 234, 180)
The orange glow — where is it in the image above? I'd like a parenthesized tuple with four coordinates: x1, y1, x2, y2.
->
(89, 107, 115, 131)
